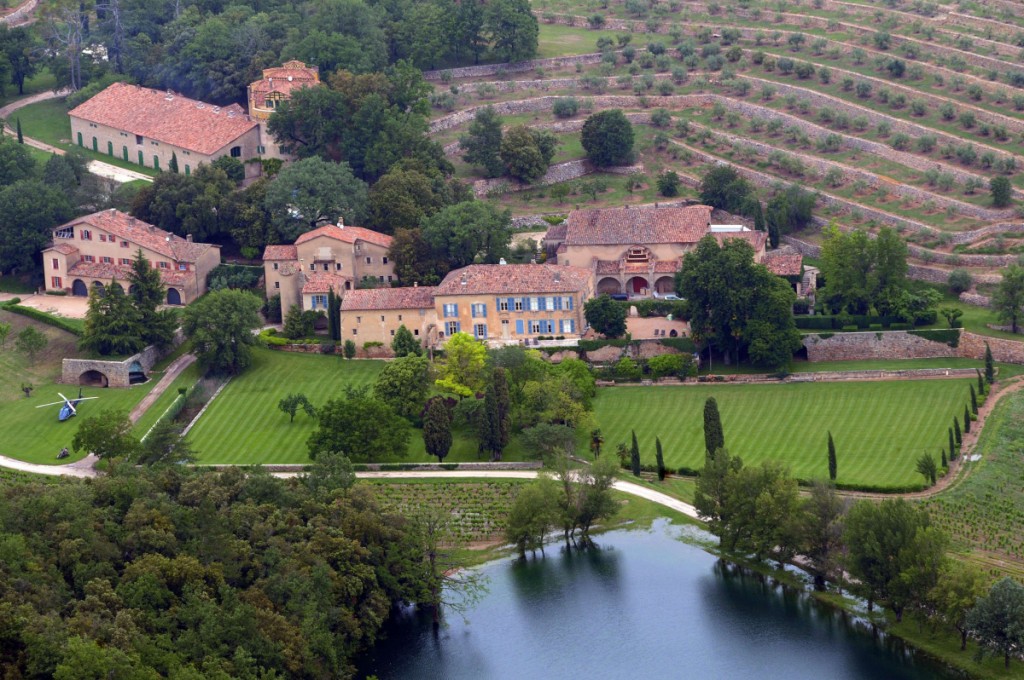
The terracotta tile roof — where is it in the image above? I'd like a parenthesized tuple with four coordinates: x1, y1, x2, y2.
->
(544, 223, 567, 241)
(49, 242, 79, 255)
(263, 245, 298, 261)
(436, 264, 591, 296)
(342, 286, 438, 311)
(564, 205, 712, 246)
(301, 272, 350, 294)
(294, 224, 393, 249)
(55, 209, 216, 262)
(68, 82, 258, 155)
(66, 261, 191, 286)
(248, 61, 320, 108)
(654, 259, 682, 273)
(595, 260, 619, 274)
(713, 230, 767, 252)
(763, 252, 803, 277)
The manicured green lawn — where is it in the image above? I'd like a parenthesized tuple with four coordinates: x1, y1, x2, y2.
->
(188, 348, 540, 464)
(536, 24, 623, 58)
(594, 379, 974, 489)
(134, 361, 203, 438)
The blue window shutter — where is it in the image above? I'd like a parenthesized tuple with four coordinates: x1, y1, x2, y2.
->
(549, 319, 555, 333)
(516, 319, 524, 334)
(567, 296, 574, 310)
(455, 321, 461, 333)
(538, 297, 546, 311)
(554, 297, 562, 310)
(482, 325, 488, 338)
(568, 319, 575, 333)
(559, 319, 565, 334)
(508, 297, 514, 310)
(495, 297, 500, 310)
(453, 304, 458, 317)
(522, 297, 529, 310)
(482, 304, 487, 317)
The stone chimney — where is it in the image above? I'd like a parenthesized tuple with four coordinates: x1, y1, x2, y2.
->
(186, 234, 193, 242)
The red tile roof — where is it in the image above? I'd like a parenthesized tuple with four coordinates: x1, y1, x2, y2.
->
(67, 261, 191, 286)
(763, 252, 804, 277)
(563, 205, 712, 246)
(712, 230, 767, 252)
(263, 245, 298, 261)
(54, 209, 216, 262)
(294, 224, 393, 249)
(301, 272, 350, 294)
(595, 260, 619, 275)
(68, 82, 258, 155)
(342, 286, 438, 311)
(248, 61, 320, 108)
(50, 243, 79, 255)
(654, 259, 682, 273)
(436, 264, 591, 296)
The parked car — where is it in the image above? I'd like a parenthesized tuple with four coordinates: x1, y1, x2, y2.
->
(610, 293, 629, 301)
(660, 294, 682, 301)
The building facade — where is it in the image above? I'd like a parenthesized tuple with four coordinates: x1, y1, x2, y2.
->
(42, 209, 220, 305)
(263, 223, 396, 312)
(432, 264, 593, 344)
(340, 286, 438, 347)
(246, 60, 320, 159)
(68, 83, 262, 176)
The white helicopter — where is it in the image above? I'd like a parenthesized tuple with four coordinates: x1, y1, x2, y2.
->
(36, 388, 99, 422)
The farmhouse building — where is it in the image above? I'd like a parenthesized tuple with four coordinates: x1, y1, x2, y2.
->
(340, 285, 438, 347)
(42, 209, 220, 305)
(263, 223, 395, 312)
(68, 83, 262, 176)
(247, 60, 321, 159)
(433, 263, 592, 343)
(544, 205, 768, 297)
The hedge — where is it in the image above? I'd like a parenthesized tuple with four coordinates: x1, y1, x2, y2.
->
(796, 314, 935, 331)
(611, 299, 689, 318)
(908, 328, 961, 347)
(659, 336, 696, 353)
(0, 303, 83, 336)
(653, 471, 927, 493)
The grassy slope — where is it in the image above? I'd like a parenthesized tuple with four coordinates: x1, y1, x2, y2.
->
(594, 379, 972, 488)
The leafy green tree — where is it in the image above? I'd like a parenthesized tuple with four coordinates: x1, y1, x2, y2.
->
(967, 577, 1024, 668)
(948, 269, 973, 295)
(991, 175, 1013, 208)
(485, 0, 539, 62)
(553, 452, 619, 543)
(520, 423, 578, 460)
(801, 481, 847, 589)
(0, 136, 35, 185)
(930, 562, 989, 651)
(130, 166, 236, 241)
(283, 303, 314, 340)
(391, 324, 422, 356)
(436, 332, 488, 396)
(827, 430, 837, 481)
(0, 26, 37, 95)
(278, 393, 317, 423)
(655, 436, 666, 481)
(583, 294, 627, 338)
(461, 106, 505, 178)
(0, 320, 10, 348)
(698, 165, 753, 212)
(373, 355, 431, 422)
(14, 325, 46, 364)
(302, 451, 356, 498)
(694, 447, 743, 541)
(916, 452, 937, 486)
(499, 125, 558, 183)
(367, 166, 464, 233)
(423, 396, 453, 463)
(308, 386, 411, 462)
(71, 408, 139, 467)
(80, 282, 145, 356)
(505, 477, 562, 558)
(985, 343, 995, 383)
(344, 339, 357, 359)
(137, 419, 196, 466)
(0, 179, 73, 274)
(993, 265, 1024, 334)
(127, 249, 176, 349)
(704, 396, 725, 457)
(182, 289, 263, 375)
(581, 109, 635, 167)
(421, 201, 512, 267)
(656, 170, 681, 197)
(265, 157, 368, 240)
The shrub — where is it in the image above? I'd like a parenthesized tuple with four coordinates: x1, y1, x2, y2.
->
(552, 97, 579, 118)
(948, 269, 973, 294)
(0, 304, 82, 336)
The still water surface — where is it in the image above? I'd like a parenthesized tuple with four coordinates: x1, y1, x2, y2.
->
(362, 520, 960, 680)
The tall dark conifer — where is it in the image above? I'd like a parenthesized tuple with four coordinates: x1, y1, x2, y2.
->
(827, 431, 837, 481)
(970, 384, 978, 414)
(655, 437, 666, 481)
(630, 430, 641, 477)
(703, 397, 725, 457)
(964, 405, 971, 434)
(949, 427, 956, 462)
(954, 416, 962, 445)
(985, 343, 995, 384)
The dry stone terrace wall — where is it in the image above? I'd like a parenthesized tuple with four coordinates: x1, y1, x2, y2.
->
(803, 330, 960, 362)
(960, 293, 992, 307)
(471, 159, 644, 197)
(61, 344, 163, 388)
(960, 331, 1024, 363)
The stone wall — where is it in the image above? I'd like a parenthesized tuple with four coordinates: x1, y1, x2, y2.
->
(802, 330, 960, 362)
(61, 343, 165, 388)
(959, 292, 991, 307)
(471, 159, 644, 198)
(959, 332, 1024, 364)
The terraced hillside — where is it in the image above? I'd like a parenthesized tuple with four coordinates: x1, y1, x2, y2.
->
(425, 0, 1024, 298)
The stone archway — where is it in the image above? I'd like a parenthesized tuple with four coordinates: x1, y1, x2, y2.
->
(72, 279, 88, 296)
(166, 288, 182, 305)
(79, 370, 109, 387)
(128, 360, 147, 385)
(597, 277, 622, 295)
(654, 276, 675, 294)
(626, 276, 649, 296)
(92, 281, 105, 295)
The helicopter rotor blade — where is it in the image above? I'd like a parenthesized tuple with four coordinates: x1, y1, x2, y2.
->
(35, 400, 67, 408)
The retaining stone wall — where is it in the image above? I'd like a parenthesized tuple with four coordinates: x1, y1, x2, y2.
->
(960, 292, 992, 307)
(802, 330, 960, 361)
(424, 53, 607, 81)
(960, 331, 1024, 363)
(471, 159, 644, 198)
(61, 344, 164, 388)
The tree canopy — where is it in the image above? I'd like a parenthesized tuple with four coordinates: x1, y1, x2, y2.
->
(581, 109, 635, 167)
(182, 289, 263, 375)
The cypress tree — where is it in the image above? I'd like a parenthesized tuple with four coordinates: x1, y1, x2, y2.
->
(970, 384, 978, 414)
(169, 152, 179, 174)
(964, 405, 971, 434)
(827, 430, 837, 481)
(703, 397, 725, 457)
(326, 289, 339, 341)
(985, 343, 995, 384)
(630, 430, 641, 477)
(423, 397, 452, 463)
(941, 447, 947, 468)
(949, 427, 956, 462)
(977, 368, 985, 396)
(752, 200, 766, 232)
(656, 437, 666, 481)
(16, 118, 22, 144)
(954, 416, 962, 445)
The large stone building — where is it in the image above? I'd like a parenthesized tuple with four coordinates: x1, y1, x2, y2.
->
(246, 60, 320, 159)
(42, 209, 220, 305)
(544, 205, 767, 297)
(262, 223, 395, 312)
(340, 285, 438, 347)
(68, 83, 262, 176)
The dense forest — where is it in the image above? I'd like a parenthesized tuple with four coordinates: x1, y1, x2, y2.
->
(40, 0, 538, 102)
(0, 466, 451, 679)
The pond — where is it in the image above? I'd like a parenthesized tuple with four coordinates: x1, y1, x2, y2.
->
(361, 520, 960, 679)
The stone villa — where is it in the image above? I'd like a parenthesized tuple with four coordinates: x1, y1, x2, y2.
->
(246, 60, 321, 159)
(42, 209, 220, 305)
(262, 223, 396, 312)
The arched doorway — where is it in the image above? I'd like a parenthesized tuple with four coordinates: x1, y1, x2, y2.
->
(91, 281, 105, 296)
(79, 370, 108, 387)
(166, 288, 182, 305)
(626, 276, 649, 296)
(654, 276, 675, 294)
(128, 360, 147, 385)
(72, 279, 88, 296)
(597, 277, 622, 295)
